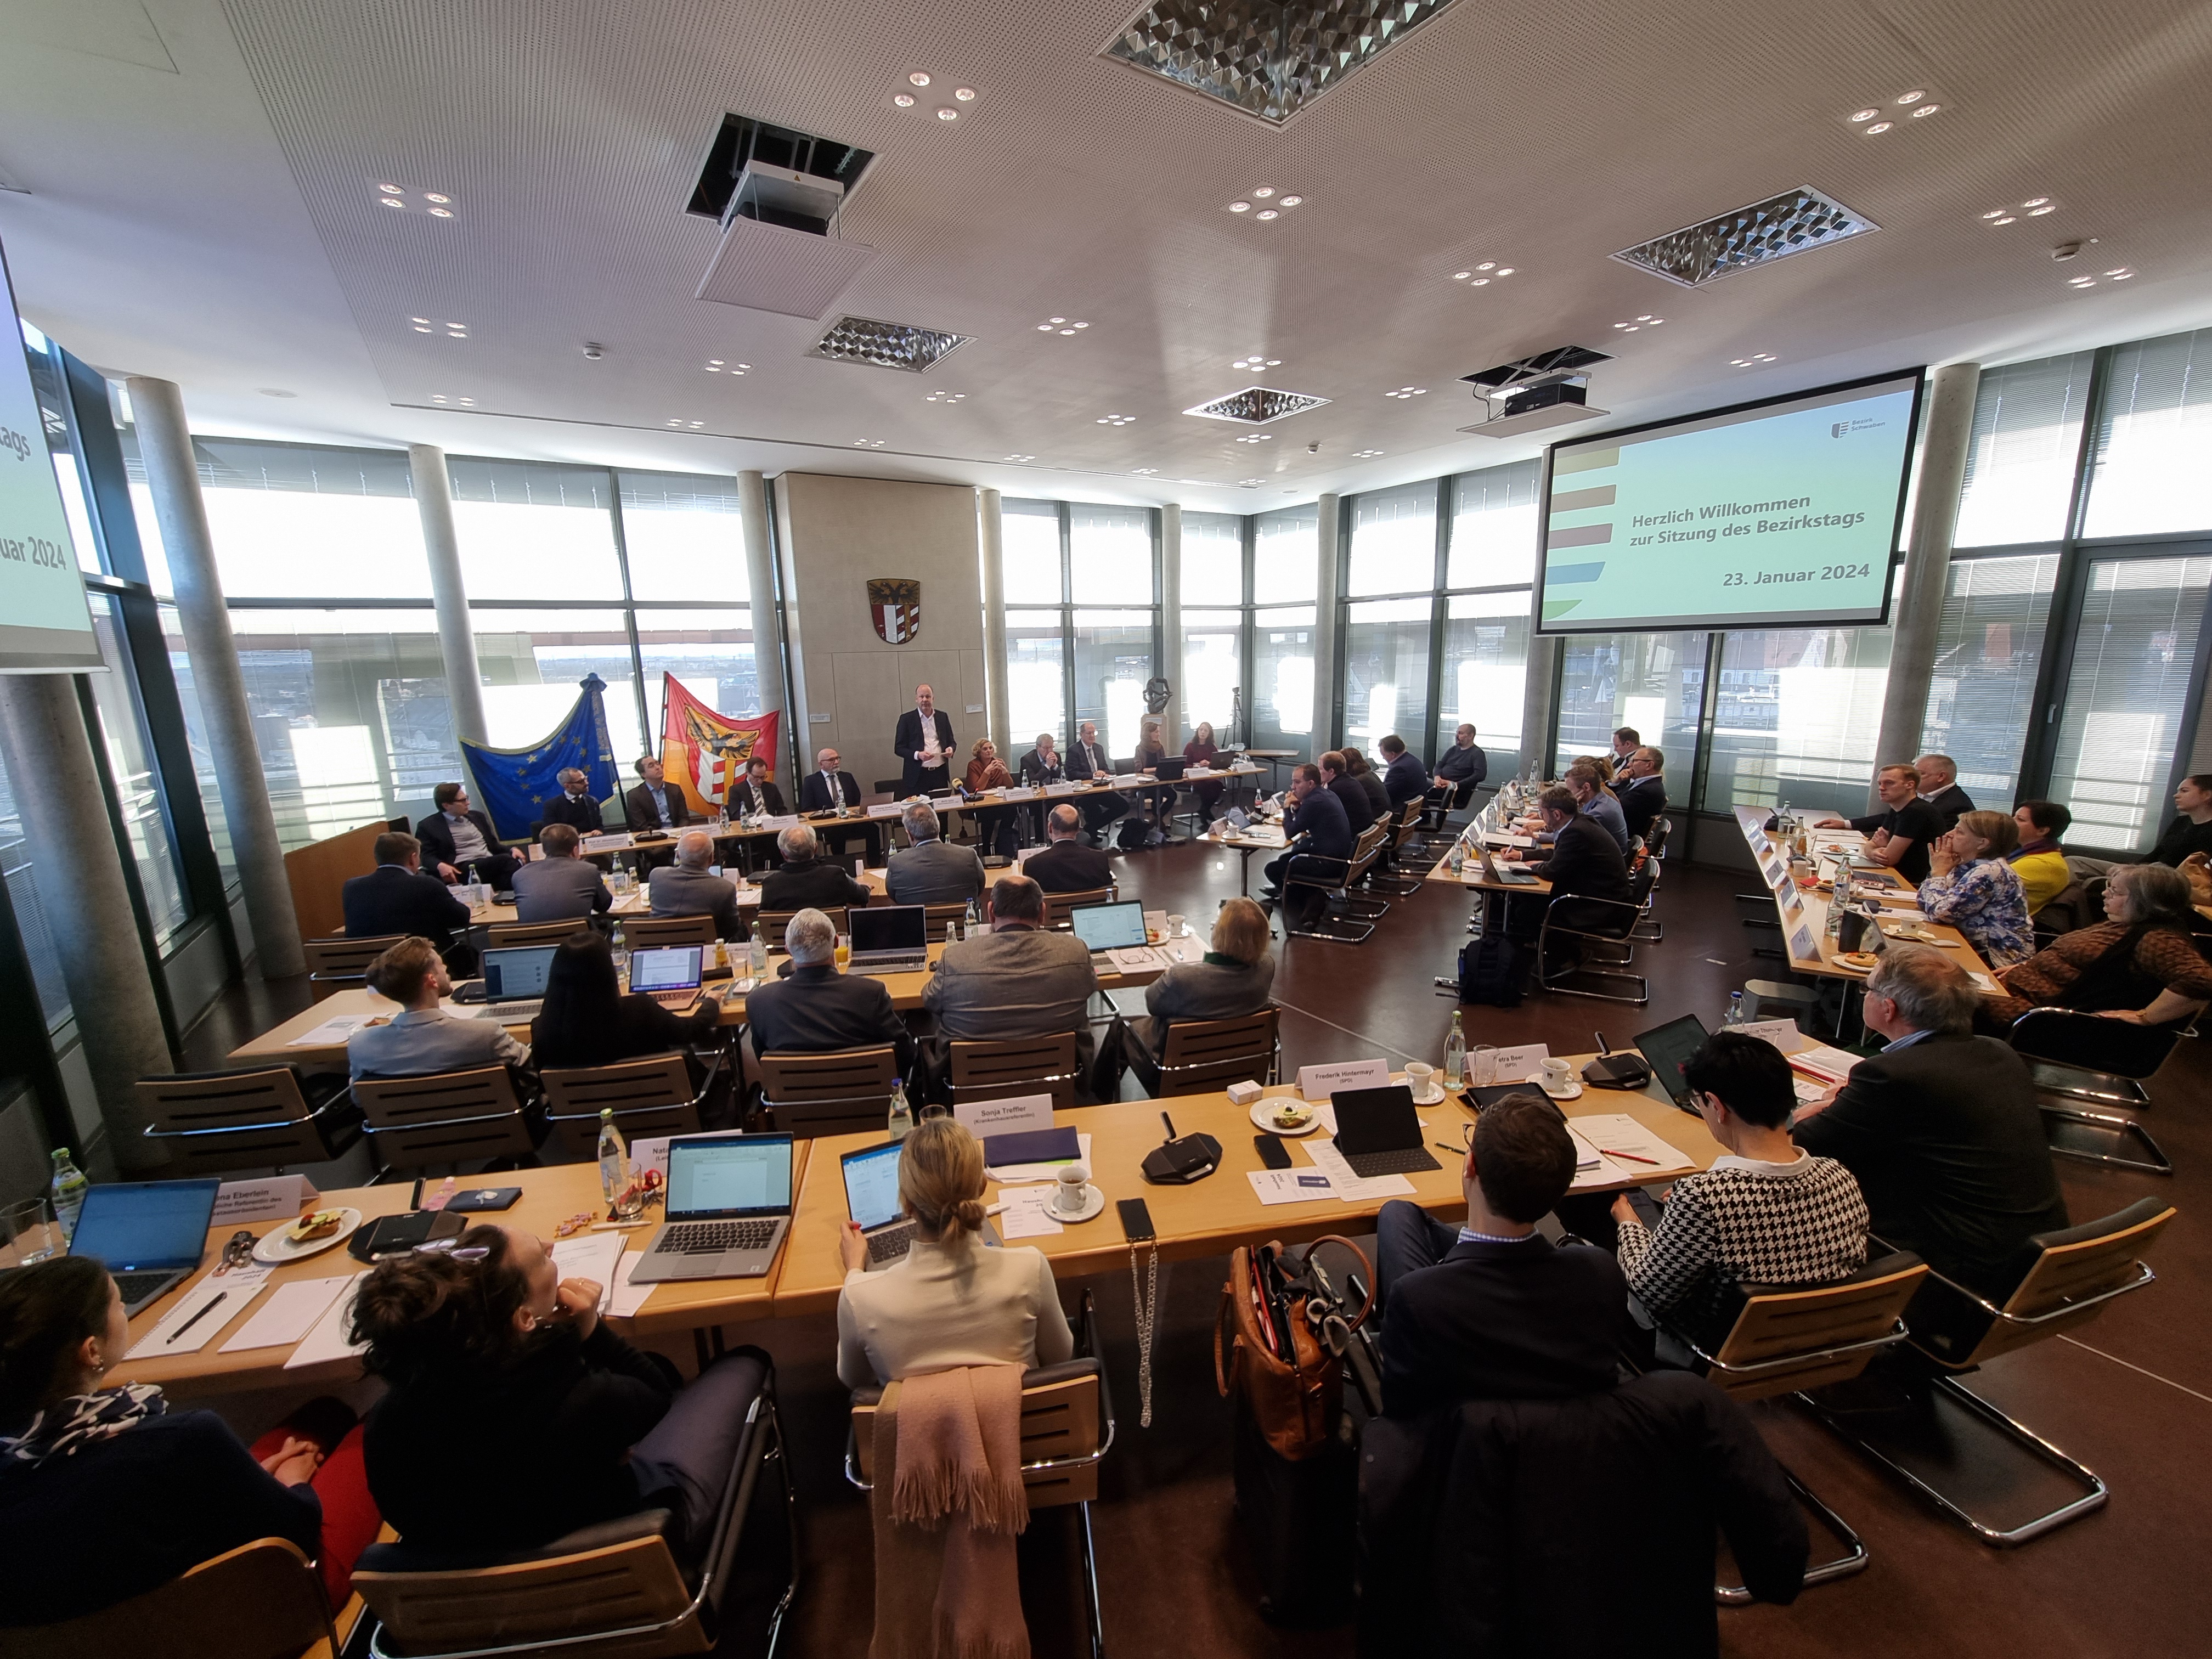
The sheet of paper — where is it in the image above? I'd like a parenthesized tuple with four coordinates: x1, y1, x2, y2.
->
(1480, 831, 1535, 848)
(994, 1185, 1065, 1239)
(987, 1132, 1092, 1183)
(1565, 1127, 1605, 1170)
(954, 1093, 1056, 1136)
(1488, 1043, 1550, 1084)
(126, 1262, 274, 1358)
(1108, 945, 1165, 972)
(608, 1250, 656, 1318)
(552, 1232, 627, 1312)
(219, 1272, 351, 1353)
(283, 1273, 370, 1369)
(1247, 1169, 1339, 1205)
(1789, 1043, 1864, 1084)
(1301, 1137, 1417, 1203)
(289, 1014, 373, 1047)
(1572, 1113, 1694, 1173)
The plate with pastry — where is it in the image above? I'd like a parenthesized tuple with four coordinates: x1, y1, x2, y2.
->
(253, 1206, 364, 1263)
(1834, 950, 1881, 973)
(1250, 1099, 1322, 1136)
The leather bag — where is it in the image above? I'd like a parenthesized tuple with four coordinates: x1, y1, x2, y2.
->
(1214, 1236, 1374, 1462)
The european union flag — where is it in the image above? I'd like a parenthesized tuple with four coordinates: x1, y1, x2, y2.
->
(460, 675, 620, 839)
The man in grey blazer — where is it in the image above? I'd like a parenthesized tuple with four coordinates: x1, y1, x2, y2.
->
(647, 830, 743, 940)
(922, 874, 1099, 1088)
(885, 803, 986, 906)
(509, 823, 612, 924)
(348, 938, 530, 1081)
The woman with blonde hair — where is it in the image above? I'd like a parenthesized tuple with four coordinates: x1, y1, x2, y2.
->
(1098, 896, 1278, 1096)
(1917, 809, 2033, 968)
(962, 737, 1017, 860)
(836, 1119, 1074, 1387)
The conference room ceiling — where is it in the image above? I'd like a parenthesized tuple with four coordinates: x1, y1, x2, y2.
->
(2, 0, 2209, 512)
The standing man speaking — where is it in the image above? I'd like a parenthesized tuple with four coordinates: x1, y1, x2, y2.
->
(895, 682, 957, 796)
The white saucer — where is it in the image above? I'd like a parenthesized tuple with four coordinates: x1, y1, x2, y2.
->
(252, 1207, 364, 1263)
(1045, 1184, 1107, 1224)
(1539, 1080, 1584, 1102)
(1250, 1101, 1322, 1136)
(1409, 1085, 1448, 1107)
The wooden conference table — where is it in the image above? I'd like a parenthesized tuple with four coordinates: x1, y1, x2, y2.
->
(462, 867, 891, 929)
(112, 1056, 1727, 1396)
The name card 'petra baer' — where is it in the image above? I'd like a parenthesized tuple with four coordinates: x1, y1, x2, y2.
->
(952, 1093, 1055, 1135)
(1296, 1058, 1391, 1101)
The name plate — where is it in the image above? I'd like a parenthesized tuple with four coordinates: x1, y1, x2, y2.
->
(582, 832, 634, 853)
(1296, 1058, 1391, 1101)
(1739, 1017, 1801, 1047)
(212, 1174, 319, 1226)
(760, 814, 800, 830)
(953, 1092, 1056, 1135)
(1778, 877, 1801, 911)
(1488, 1043, 1550, 1084)
(866, 802, 906, 819)
(1043, 782, 1082, 797)
(998, 785, 1039, 801)
(929, 794, 965, 812)
(1790, 924, 1819, 960)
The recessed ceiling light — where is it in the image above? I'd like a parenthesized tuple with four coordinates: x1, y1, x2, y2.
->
(1231, 356, 1280, 370)
(380, 196, 404, 208)
(376, 182, 403, 195)
(2106, 267, 2135, 280)
(1849, 108, 1880, 122)
(1911, 104, 1940, 117)
(414, 324, 432, 333)
(955, 87, 977, 101)
(1239, 478, 1266, 487)
(1383, 387, 1426, 398)
(1352, 449, 1383, 458)
(924, 390, 967, 402)
(2027, 204, 2056, 216)
(667, 418, 681, 426)
(1864, 121, 1892, 134)
(1280, 195, 1302, 207)
(1895, 89, 1926, 104)
(1003, 453, 1035, 461)
(894, 93, 915, 107)
(687, 420, 704, 428)
(1469, 277, 1489, 286)
(737, 363, 750, 369)
(1228, 201, 1251, 213)
(1253, 187, 1274, 198)
(909, 71, 930, 86)
(428, 207, 453, 218)
(1235, 433, 1272, 443)
(936, 107, 957, 120)
(854, 437, 887, 447)
(1097, 414, 1136, 426)
(1614, 318, 1662, 330)
(1728, 352, 1779, 366)
(1980, 209, 2007, 220)
(424, 193, 450, 204)
(1990, 215, 2017, 225)
(2021, 196, 2051, 208)
(1452, 270, 1471, 280)
(1477, 261, 1496, 270)
(1130, 467, 1158, 475)
(432, 394, 448, 403)
(458, 397, 474, 407)
(1496, 267, 1514, 275)
(411, 315, 430, 324)
(1256, 209, 1278, 220)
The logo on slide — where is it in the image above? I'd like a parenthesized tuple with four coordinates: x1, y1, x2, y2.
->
(1830, 417, 1884, 438)
(867, 577, 922, 644)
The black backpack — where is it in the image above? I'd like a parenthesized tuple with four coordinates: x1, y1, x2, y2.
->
(1457, 934, 1523, 1007)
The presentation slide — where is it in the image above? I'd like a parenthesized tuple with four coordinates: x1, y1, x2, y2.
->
(0, 236, 101, 673)
(1537, 371, 1922, 633)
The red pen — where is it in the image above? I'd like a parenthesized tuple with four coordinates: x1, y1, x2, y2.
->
(1600, 1149, 1658, 1166)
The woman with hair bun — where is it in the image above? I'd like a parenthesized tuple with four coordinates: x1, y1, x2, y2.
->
(835, 1118, 1074, 1387)
(354, 1224, 764, 1559)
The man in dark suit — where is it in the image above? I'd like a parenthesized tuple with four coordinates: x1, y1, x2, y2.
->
(1507, 785, 1632, 942)
(1063, 719, 1126, 842)
(1912, 752, 1976, 835)
(884, 803, 986, 905)
(509, 823, 611, 923)
(761, 823, 873, 913)
(1262, 765, 1354, 932)
(1375, 1092, 1632, 1417)
(414, 782, 521, 889)
(1793, 944, 2067, 1295)
(1613, 746, 1668, 843)
(341, 831, 475, 969)
(743, 907, 915, 1073)
(646, 831, 743, 940)
(894, 682, 957, 795)
(1024, 804, 1114, 894)
(1378, 734, 1430, 810)
(730, 755, 787, 819)
(624, 753, 697, 835)
(538, 768, 605, 835)
(798, 744, 879, 862)
(1017, 732, 1065, 843)
(1318, 750, 1374, 837)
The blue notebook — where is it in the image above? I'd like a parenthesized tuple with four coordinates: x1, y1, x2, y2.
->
(981, 1126, 1080, 1168)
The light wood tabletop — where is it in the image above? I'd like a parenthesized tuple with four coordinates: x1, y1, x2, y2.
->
(104, 1152, 806, 1399)
(770, 1063, 1723, 1318)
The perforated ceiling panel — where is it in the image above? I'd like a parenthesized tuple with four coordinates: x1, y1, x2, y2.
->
(191, 0, 2212, 499)
(694, 217, 878, 319)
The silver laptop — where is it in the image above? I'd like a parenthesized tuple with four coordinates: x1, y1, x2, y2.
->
(849, 903, 929, 972)
(1479, 844, 1542, 885)
(840, 1140, 918, 1269)
(629, 944, 703, 1011)
(1070, 899, 1148, 958)
(68, 1180, 222, 1315)
(472, 944, 560, 1020)
(629, 1135, 795, 1282)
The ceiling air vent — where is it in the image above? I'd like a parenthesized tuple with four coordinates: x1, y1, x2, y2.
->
(809, 316, 971, 374)
(1613, 186, 1877, 289)
(1184, 386, 1331, 424)
(1102, 0, 1466, 125)
(691, 114, 878, 319)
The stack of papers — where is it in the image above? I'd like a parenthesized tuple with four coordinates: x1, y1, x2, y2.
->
(1566, 1114, 1697, 1190)
(551, 1232, 627, 1313)
(283, 1273, 370, 1370)
(1248, 1169, 1338, 1205)
(1787, 1045, 1863, 1085)
(994, 1186, 1065, 1239)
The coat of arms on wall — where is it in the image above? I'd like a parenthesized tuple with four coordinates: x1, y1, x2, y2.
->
(867, 577, 922, 644)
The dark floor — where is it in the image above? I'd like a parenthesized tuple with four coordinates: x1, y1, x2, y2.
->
(187, 834, 2212, 1657)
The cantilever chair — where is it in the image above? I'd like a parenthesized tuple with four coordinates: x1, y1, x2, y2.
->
(351, 1065, 540, 1175)
(0, 1536, 337, 1659)
(2008, 1006, 2187, 1175)
(754, 1044, 901, 1136)
(1124, 1007, 1281, 1099)
(137, 1065, 360, 1177)
(1534, 859, 1659, 1003)
(303, 933, 409, 999)
(949, 1032, 1082, 1107)
(539, 1049, 727, 1161)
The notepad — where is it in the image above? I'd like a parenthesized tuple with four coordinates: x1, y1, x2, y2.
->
(126, 1264, 273, 1359)
(281, 1274, 369, 1369)
(221, 1274, 352, 1353)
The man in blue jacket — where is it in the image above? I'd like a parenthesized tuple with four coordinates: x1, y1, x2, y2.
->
(1379, 733, 1430, 810)
(1261, 765, 1352, 932)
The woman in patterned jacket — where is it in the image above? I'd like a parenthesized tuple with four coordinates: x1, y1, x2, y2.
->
(1917, 810, 2034, 968)
(1610, 1032, 1867, 1345)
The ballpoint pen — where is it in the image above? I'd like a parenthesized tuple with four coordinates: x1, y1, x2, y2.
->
(166, 1291, 227, 1345)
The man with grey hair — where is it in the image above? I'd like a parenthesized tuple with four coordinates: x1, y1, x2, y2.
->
(922, 874, 1101, 1092)
(762, 821, 872, 912)
(742, 906, 913, 1070)
(885, 802, 985, 905)
(647, 828, 742, 940)
(1793, 943, 2066, 1295)
(1024, 803, 1113, 894)
(540, 766, 605, 834)
(1613, 746, 1668, 843)
(1912, 752, 1974, 835)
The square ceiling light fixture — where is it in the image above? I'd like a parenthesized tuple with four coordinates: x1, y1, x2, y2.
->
(809, 315, 971, 373)
(1613, 185, 1877, 289)
(1186, 385, 1331, 424)
(1103, 0, 1465, 125)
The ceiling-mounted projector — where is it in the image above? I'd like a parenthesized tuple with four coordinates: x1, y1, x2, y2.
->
(1458, 345, 1612, 438)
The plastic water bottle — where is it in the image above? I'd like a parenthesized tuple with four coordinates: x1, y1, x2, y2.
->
(747, 921, 770, 977)
(887, 1081, 913, 1142)
(1723, 991, 1746, 1029)
(596, 1109, 628, 1207)
(50, 1148, 88, 1244)
(1442, 1012, 1468, 1087)
(964, 895, 982, 939)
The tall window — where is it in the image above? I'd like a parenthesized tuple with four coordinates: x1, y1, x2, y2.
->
(1916, 554, 2059, 804)
(1180, 512, 1243, 746)
(1449, 460, 1540, 588)
(1436, 592, 1527, 777)
(1251, 506, 1318, 757)
(2084, 330, 2212, 539)
(472, 609, 641, 760)
(159, 605, 238, 883)
(618, 471, 749, 603)
(1954, 353, 2096, 548)
(0, 747, 71, 1031)
(998, 501, 1158, 757)
(1554, 631, 1709, 789)
(1702, 624, 1894, 810)
(195, 439, 431, 599)
(450, 460, 623, 601)
(84, 597, 191, 946)
(1343, 599, 1430, 751)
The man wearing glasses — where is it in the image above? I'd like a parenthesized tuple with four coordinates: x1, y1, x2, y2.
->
(799, 744, 879, 862)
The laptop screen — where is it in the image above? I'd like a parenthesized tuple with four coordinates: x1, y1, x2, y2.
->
(1330, 1085, 1422, 1155)
(482, 945, 559, 999)
(630, 945, 703, 991)
(1633, 1014, 1712, 1107)
(1071, 900, 1148, 951)
(849, 904, 928, 953)
(840, 1141, 906, 1230)
(69, 1180, 221, 1271)
(665, 1136, 793, 1218)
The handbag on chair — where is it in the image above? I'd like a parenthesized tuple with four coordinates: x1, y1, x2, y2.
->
(1213, 1236, 1374, 1461)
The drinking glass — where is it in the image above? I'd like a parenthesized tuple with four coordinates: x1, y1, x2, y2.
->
(836, 933, 853, 971)
(3, 1198, 63, 1266)
(1470, 1044, 1499, 1087)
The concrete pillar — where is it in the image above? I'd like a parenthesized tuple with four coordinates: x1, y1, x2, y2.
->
(408, 444, 488, 756)
(736, 471, 791, 775)
(1519, 628, 1561, 782)
(0, 675, 173, 1167)
(126, 376, 305, 978)
(978, 488, 1009, 753)
(1871, 363, 1981, 808)
(1310, 494, 1341, 757)
(1159, 503, 1182, 746)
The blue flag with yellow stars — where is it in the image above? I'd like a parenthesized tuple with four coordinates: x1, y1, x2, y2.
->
(459, 675, 620, 839)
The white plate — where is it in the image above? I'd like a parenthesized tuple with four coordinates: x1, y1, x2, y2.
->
(1250, 1101, 1322, 1136)
(252, 1207, 364, 1264)
(1043, 1184, 1107, 1224)
(1539, 1079, 1584, 1102)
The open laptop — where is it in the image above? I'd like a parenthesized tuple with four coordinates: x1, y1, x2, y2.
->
(1070, 899, 1149, 958)
(1633, 1014, 1712, 1114)
(840, 1141, 919, 1269)
(629, 1135, 795, 1282)
(68, 1180, 223, 1315)
(1152, 758, 1187, 781)
(1329, 1085, 1442, 1178)
(629, 944, 703, 1011)
(1477, 844, 1542, 885)
(848, 904, 929, 973)
(464, 944, 560, 1021)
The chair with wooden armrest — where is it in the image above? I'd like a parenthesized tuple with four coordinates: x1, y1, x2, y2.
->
(1804, 1198, 2175, 1547)
(922, 901, 972, 941)
(350, 1065, 539, 1175)
(1043, 887, 1118, 930)
(755, 907, 847, 951)
(136, 1066, 360, 1177)
(303, 934, 409, 1000)
(754, 1044, 900, 1136)
(0, 1536, 337, 1659)
(844, 1290, 1112, 1659)
(2008, 1006, 2187, 1174)
(540, 1049, 727, 1160)
(1124, 1007, 1280, 1098)
(950, 1032, 1081, 1107)
(355, 1351, 796, 1659)
(622, 913, 721, 950)
(484, 918, 590, 949)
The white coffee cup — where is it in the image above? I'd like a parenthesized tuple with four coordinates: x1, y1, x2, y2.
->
(1166, 913, 1186, 938)
(1053, 1163, 1092, 1215)
(1404, 1061, 1435, 1098)
(1541, 1057, 1575, 1093)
